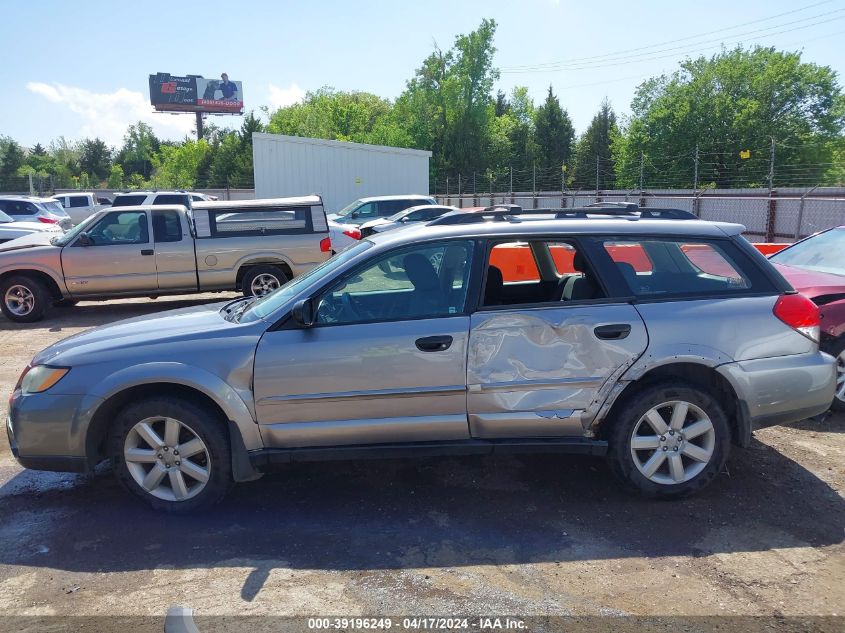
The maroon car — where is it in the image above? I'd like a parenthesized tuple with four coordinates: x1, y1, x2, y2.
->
(769, 226, 845, 411)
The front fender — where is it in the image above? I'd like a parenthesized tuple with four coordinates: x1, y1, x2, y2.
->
(87, 361, 262, 450)
(0, 262, 69, 295)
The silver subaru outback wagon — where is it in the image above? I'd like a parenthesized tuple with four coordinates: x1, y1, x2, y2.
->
(7, 207, 836, 512)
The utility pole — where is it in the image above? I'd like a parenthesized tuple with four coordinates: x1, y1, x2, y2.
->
(639, 151, 644, 191)
(458, 173, 462, 198)
(195, 112, 204, 140)
(446, 176, 449, 197)
(509, 166, 513, 195)
(767, 137, 775, 191)
(693, 144, 699, 192)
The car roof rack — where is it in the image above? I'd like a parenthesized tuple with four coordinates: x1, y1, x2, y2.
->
(429, 204, 698, 225)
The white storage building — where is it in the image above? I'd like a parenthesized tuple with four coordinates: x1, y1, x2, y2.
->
(252, 133, 432, 213)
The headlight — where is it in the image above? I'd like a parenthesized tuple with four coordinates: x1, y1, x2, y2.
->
(18, 365, 70, 394)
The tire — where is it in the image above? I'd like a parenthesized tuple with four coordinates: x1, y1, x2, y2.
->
(241, 265, 289, 298)
(606, 381, 731, 499)
(827, 337, 845, 413)
(53, 299, 78, 308)
(0, 274, 51, 323)
(108, 397, 232, 513)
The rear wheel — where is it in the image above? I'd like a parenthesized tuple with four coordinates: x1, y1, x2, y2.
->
(607, 382, 730, 499)
(242, 265, 289, 298)
(108, 397, 232, 512)
(0, 275, 50, 323)
(828, 337, 845, 413)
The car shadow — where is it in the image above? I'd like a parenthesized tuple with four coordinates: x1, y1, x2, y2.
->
(783, 410, 844, 433)
(0, 437, 841, 602)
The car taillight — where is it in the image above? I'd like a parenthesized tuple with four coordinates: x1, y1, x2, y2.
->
(343, 227, 362, 240)
(773, 293, 820, 342)
(38, 217, 58, 224)
(320, 237, 332, 253)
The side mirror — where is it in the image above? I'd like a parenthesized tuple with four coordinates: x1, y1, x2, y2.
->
(77, 232, 93, 247)
(350, 210, 359, 218)
(291, 298, 314, 328)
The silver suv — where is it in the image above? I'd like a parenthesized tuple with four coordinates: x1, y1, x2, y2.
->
(7, 206, 836, 512)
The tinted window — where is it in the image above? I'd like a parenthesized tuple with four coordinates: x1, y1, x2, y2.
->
(1, 200, 36, 215)
(85, 211, 148, 245)
(68, 196, 89, 208)
(378, 200, 416, 216)
(111, 195, 147, 207)
(153, 194, 191, 206)
(209, 208, 311, 237)
(152, 210, 182, 243)
(602, 239, 751, 296)
(315, 241, 474, 325)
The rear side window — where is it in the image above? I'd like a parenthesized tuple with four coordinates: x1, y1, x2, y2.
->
(153, 194, 191, 206)
(152, 211, 182, 242)
(602, 238, 751, 297)
(112, 195, 147, 207)
(68, 196, 89, 208)
(209, 207, 312, 237)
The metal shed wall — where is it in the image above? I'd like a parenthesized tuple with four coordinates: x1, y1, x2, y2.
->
(253, 133, 432, 213)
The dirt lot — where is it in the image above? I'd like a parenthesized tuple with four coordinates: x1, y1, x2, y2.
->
(0, 295, 843, 628)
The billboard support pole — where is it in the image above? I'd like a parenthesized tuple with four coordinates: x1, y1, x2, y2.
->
(196, 112, 204, 140)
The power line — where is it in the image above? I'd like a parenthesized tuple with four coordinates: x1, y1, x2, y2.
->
(500, 0, 833, 70)
(502, 9, 845, 73)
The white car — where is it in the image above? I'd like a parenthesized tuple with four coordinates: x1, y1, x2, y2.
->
(0, 209, 63, 244)
(328, 219, 361, 253)
(0, 196, 72, 230)
(52, 192, 110, 226)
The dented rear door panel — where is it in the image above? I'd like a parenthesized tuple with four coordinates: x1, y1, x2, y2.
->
(467, 304, 647, 438)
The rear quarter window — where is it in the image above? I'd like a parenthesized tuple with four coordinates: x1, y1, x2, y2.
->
(601, 238, 766, 298)
(111, 195, 147, 207)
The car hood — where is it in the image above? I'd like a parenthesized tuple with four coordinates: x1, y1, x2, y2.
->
(33, 301, 251, 366)
(359, 218, 391, 230)
(773, 262, 845, 298)
(0, 231, 59, 252)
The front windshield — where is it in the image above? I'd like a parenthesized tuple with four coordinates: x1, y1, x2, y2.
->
(334, 199, 363, 218)
(50, 212, 101, 246)
(770, 228, 845, 277)
(239, 241, 373, 322)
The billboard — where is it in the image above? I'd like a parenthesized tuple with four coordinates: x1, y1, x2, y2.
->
(149, 73, 244, 114)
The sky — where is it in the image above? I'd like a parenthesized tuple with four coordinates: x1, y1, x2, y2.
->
(3, 0, 845, 149)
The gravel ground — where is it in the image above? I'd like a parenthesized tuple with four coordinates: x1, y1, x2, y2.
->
(0, 295, 842, 628)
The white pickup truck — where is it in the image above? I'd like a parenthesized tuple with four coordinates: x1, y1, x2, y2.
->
(0, 196, 331, 322)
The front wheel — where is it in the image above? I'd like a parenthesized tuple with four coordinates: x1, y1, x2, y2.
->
(0, 275, 50, 322)
(607, 382, 731, 499)
(108, 397, 232, 512)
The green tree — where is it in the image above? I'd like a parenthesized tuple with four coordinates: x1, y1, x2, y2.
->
(209, 133, 251, 187)
(107, 164, 125, 189)
(613, 46, 845, 188)
(0, 137, 25, 185)
(573, 100, 618, 189)
(116, 122, 160, 179)
(152, 139, 211, 189)
(534, 86, 575, 172)
(397, 18, 499, 178)
(79, 138, 112, 183)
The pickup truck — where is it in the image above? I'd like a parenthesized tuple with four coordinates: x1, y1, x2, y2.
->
(0, 196, 331, 322)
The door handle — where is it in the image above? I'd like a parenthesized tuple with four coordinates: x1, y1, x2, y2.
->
(141, 249, 154, 256)
(594, 324, 632, 340)
(415, 335, 453, 352)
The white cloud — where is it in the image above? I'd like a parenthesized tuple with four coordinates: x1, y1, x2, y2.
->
(26, 81, 194, 146)
(268, 83, 305, 109)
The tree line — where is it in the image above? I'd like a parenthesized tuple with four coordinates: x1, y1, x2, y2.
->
(1, 18, 843, 194)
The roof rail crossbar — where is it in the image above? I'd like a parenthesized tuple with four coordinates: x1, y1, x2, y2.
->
(428, 205, 698, 226)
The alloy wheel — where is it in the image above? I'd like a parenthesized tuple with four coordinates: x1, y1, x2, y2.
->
(836, 350, 845, 405)
(123, 417, 211, 502)
(4, 284, 35, 316)
(630, 400, 716, 485)
(250, 273, 281, 296)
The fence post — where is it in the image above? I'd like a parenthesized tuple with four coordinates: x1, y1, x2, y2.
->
(693, 144, 699, 192)
(489, 173, 494, 206)
(767, 137, 775, 192)
(532, 164, 538, 209)
(595, 155, 600, 197)
(639, 151, 644, 192)
(446, 176, 449, 198)
(795, 185, 819, 240)
(509, 166, 513, 204)
(765, 190, 778, 242)
(28, 173, 33, 196)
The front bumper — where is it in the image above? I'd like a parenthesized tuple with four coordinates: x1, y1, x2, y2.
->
(717, 351, 836, 431)
(7, 390, 103, 473)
